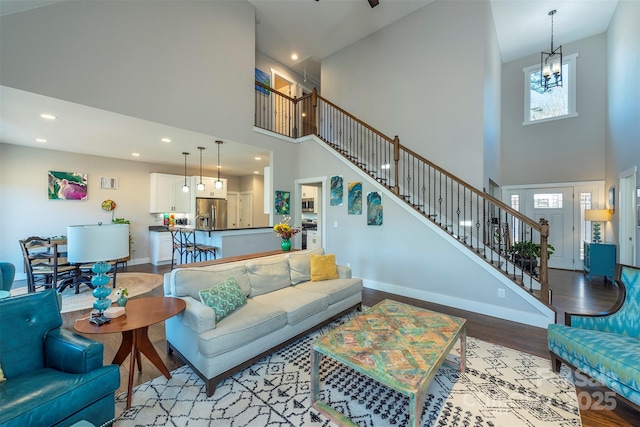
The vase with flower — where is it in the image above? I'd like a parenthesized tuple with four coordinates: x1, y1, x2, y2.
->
(114, 287, 129, 307)
(273, 217, 300, 252)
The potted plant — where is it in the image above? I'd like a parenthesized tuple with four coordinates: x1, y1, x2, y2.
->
(112, 217, 133, 256)
(508, 241, 555, 273)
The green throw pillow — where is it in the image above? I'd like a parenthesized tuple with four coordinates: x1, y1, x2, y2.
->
(199, 277, 247, 322)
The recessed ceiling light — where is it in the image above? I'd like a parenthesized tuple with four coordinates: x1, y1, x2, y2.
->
(291, 53, 298, 60)
(254, 171, 259, 174)
(161, 138, 171, 143)
(254, 156, 261, 160)
(36, 138, 47, 143)
(132, 152, 141, 157)
(40, 113, 57, 120)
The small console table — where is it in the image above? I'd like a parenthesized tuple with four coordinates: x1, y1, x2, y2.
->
(583, 241, 616, 282)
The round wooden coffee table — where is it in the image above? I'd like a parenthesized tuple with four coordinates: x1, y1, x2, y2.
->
(74, 296, 186, 409)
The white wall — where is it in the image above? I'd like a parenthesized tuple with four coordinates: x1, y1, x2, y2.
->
(0, 1, 300, 261)
(501, 33, 607, 185)
(483, 4, 502, 188)
(0, 1, 256, 142)
(605, 0, 640, 265)
(321, 0, 490, 188)
(0, 143, 184, 279)
(295, 137, 554, 327)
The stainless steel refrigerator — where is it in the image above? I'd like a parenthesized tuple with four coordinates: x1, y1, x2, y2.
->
(195, 198, 227, 230)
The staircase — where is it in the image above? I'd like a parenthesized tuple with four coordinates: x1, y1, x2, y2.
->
(255, 83, 552, 306)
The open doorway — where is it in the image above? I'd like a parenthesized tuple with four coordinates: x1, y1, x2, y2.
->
(619, 167, 637, 265)
(271, 69, 295, 136)
(295, 178, 326, 250)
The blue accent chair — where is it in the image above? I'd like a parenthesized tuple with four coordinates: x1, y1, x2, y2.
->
(0, 262, 15, 292)
(548, 263, 640, 411)
(0, 291, 120, 427)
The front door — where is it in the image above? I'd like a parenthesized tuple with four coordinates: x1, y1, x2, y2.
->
(524, 187, 574, 270)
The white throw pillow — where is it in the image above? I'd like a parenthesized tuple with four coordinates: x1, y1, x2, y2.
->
(288, 248, 325, 284)
(246, 258, 291, 297)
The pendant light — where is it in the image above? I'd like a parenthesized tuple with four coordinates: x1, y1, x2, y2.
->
(540, 10, 563, 91)
(182, 152, 190, 193)
(197, 147, 205, 191)
(215, 140, 224, 190)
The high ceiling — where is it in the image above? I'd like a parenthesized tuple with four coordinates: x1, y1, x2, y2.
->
(0, 0, 619, 173)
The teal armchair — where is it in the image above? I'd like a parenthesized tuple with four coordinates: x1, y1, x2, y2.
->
(548, 264, 640, 411)
(0, 291, 120, 427)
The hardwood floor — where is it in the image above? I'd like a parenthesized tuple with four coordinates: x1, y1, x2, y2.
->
(65, 264, 638, 426)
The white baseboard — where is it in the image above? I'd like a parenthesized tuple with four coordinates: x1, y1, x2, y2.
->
(363, 279, 555, 329)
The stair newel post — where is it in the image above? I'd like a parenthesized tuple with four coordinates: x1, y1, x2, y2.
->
(292, 95, 298, 139)
(539, 218, 550, 304)
(393, 135, 400, 195)
(311, 88, 318, 136)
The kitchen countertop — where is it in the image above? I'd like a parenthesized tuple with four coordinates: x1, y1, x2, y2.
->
(149, 226, 272, 232)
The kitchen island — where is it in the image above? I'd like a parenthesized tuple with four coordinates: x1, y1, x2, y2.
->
(149, 226, 278, 266)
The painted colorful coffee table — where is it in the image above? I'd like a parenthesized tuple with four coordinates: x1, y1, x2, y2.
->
(310, 299, 467, 427)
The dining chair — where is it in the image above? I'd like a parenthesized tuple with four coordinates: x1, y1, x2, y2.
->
(19, 236, 75, 293)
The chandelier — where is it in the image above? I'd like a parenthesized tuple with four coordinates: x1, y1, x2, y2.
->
(540, 10, 562, 91)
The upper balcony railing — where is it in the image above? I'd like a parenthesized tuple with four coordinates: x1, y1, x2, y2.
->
(255, 82, 551, 305)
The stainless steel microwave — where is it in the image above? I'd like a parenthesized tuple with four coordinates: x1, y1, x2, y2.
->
(302, 198, 314, 211)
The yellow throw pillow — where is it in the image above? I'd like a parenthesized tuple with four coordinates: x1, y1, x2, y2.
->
(310, 253, 339, 281)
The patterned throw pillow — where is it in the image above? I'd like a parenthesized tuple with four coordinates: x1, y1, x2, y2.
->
(199, 277, 247, 322)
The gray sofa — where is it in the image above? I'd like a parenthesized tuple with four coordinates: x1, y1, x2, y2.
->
(163, 248, 363, 395)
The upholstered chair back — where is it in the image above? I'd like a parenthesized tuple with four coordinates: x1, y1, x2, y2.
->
(571, 265, 640, 338)
(0, 262, 15, 292)
(0, 291, 63, 378)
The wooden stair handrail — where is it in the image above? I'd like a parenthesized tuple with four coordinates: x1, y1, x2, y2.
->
(314, 93, 542, 233)
(316, 94, 396, 144)
(257, 81, 550, 304)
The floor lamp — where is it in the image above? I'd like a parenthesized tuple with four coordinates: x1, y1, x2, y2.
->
(67, 223, 129, 325)
(584, 209, 611, 244)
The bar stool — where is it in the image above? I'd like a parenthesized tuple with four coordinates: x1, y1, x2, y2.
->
(180, 229, 197, 263)
(170, 228, 188, 270)
(194, 238, 217, 262)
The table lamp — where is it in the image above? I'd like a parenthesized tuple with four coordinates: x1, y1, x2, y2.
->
(67, 223, 129, 325)
(584, 209, 611, 244)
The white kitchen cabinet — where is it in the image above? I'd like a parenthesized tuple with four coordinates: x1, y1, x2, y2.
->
(149, 231, 174, 265)
(306, 230, 321, 250)
(193, 176, 227, 199)
(150, 173, 192, 213)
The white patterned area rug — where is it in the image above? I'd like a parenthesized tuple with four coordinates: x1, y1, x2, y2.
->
(115, 314, 581, 427)
(11, 273, 163, 313)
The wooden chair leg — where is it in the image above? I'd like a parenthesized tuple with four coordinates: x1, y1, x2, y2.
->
(549, 351, 562, 373)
